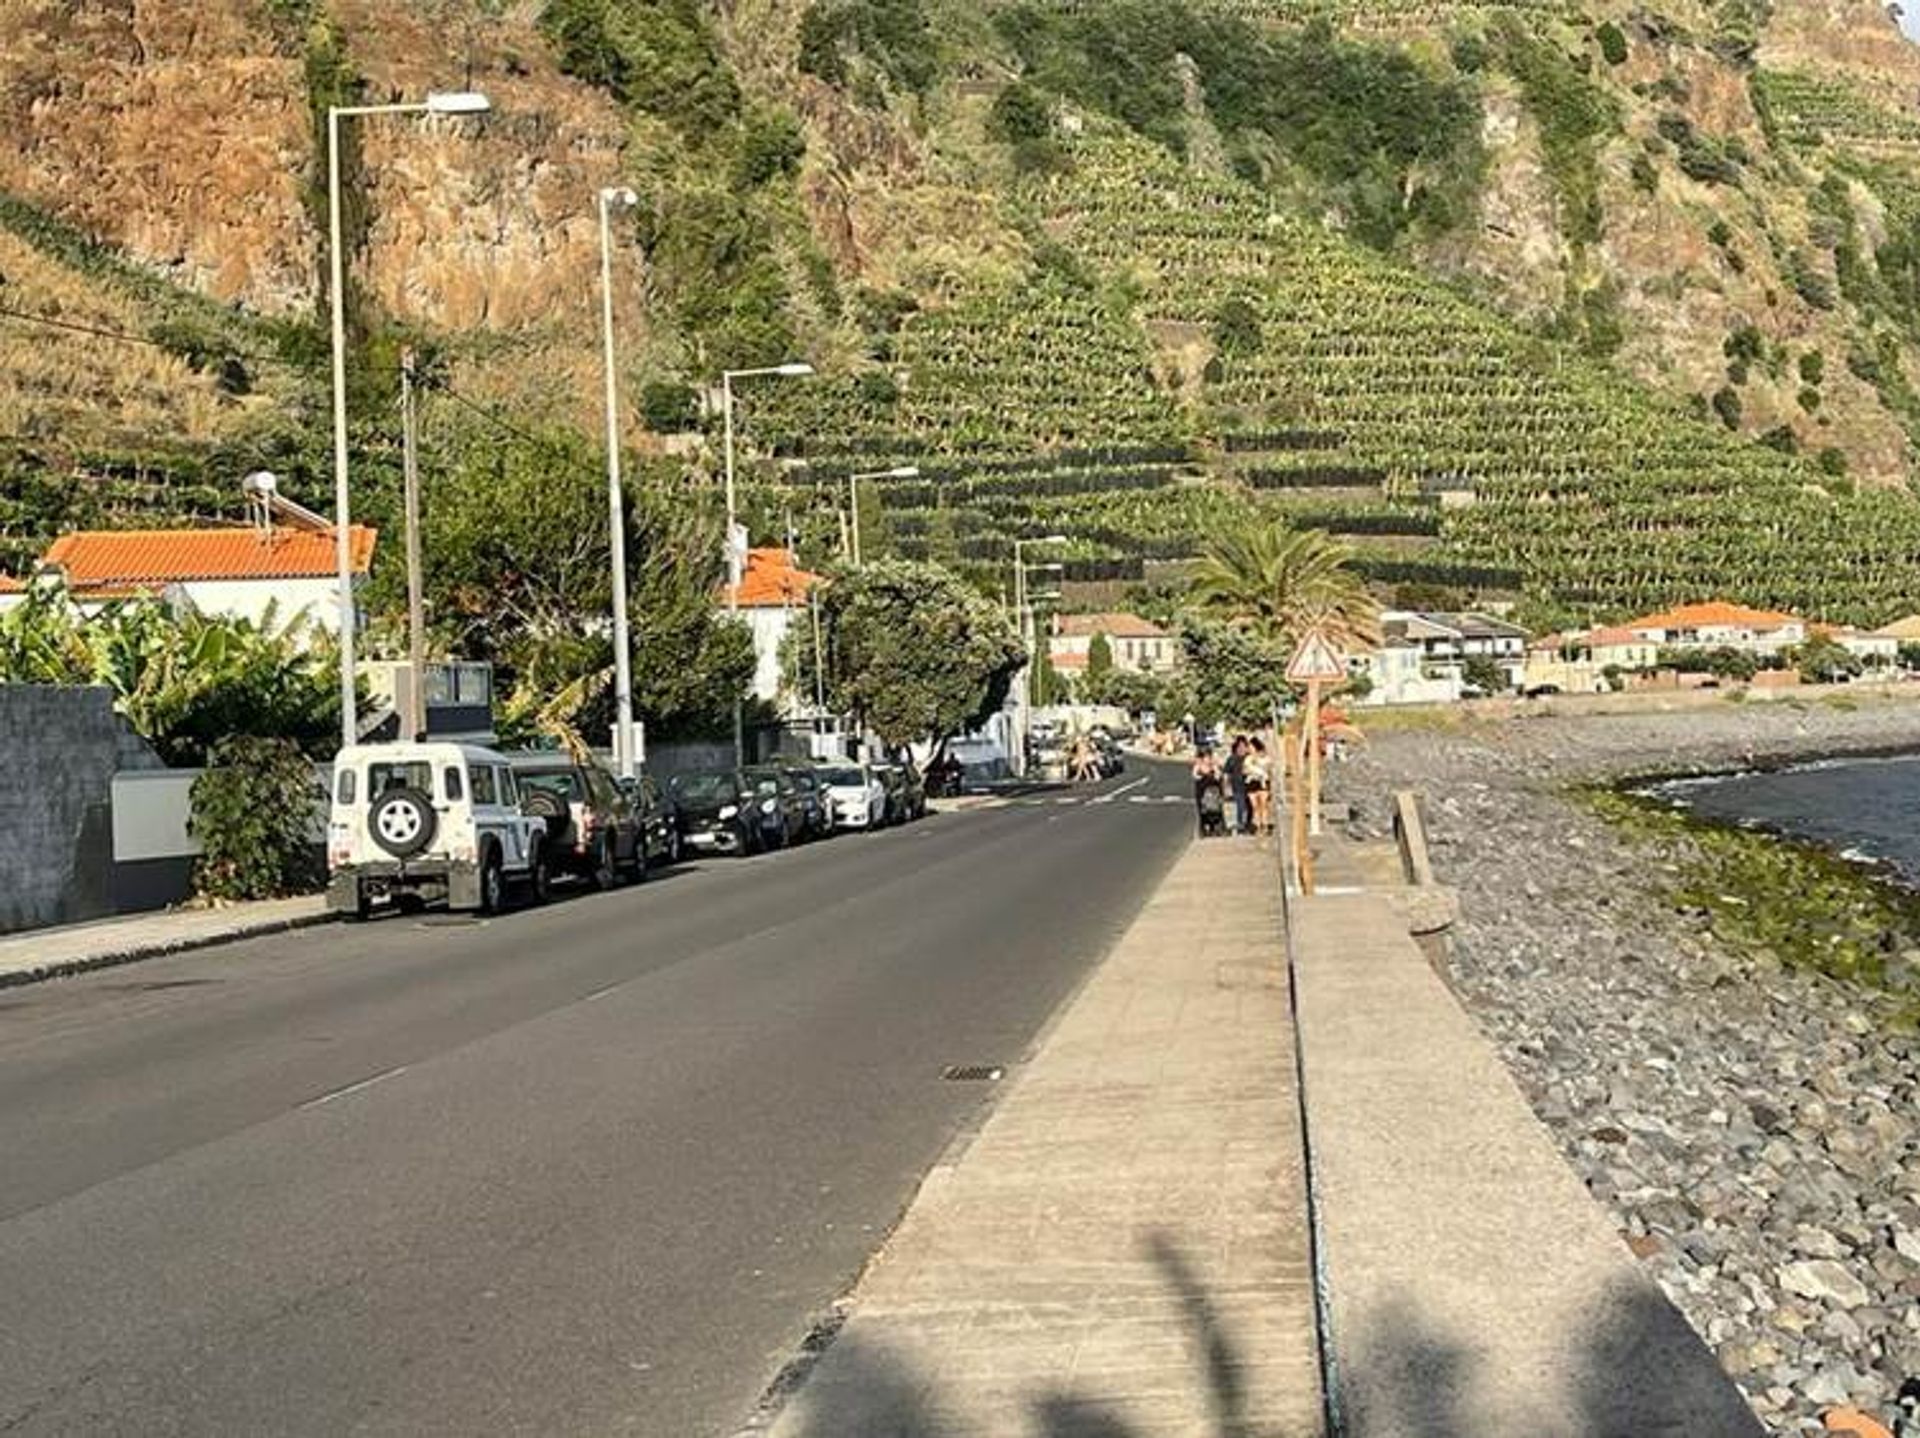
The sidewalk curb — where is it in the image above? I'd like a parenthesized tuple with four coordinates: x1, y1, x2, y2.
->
(0, 909, 338, 991)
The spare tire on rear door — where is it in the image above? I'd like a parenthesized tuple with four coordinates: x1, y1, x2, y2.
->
(369, 787, 436, 859)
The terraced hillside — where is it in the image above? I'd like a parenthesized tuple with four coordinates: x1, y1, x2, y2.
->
(747, 131, 1920, 621)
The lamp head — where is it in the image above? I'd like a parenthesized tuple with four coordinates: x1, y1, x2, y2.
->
(426, 91, 492, 115)
(889, 465, 921, 479)
(775, 362, 815, 377)
(1040, 533, 1069, 544)
(602, 185, 639, 208)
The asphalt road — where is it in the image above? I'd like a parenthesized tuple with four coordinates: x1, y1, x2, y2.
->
(0, 760, 1194, 1436)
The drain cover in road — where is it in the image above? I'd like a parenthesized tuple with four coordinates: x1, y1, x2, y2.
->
(941, 1064, 1004, 1082)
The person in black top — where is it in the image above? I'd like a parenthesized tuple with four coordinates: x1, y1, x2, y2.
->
(1192, 749, 1226, 837)
(1223, 735, 1251, 835)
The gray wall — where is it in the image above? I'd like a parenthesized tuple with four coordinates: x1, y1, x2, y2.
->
(0, 685, 164, 935)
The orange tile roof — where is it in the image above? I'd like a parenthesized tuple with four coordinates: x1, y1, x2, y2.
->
(723, 547, 821, 608)
(1624, 601, 1801, 632)
(42, 526, 375, 584)
(1055, 612, 1170, 640)
(1588, 626, 1646, 647)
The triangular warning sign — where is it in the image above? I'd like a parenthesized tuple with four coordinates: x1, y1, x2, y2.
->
(1286, 629, 1347, 684)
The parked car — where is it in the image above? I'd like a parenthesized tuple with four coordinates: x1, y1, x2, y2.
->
(782, 766, 834, 840)
(508, 752, 643, 888)
(624, 768, 684, 867)
(874, 762, 925, 824)
(327, 741, 550, 918)
(669, 769, 759, 856)
(741, 765, 809, 848)
(818, 763, 889, 831)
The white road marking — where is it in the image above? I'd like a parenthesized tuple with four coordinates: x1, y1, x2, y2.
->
(301, 1065, 408, 1109)
(1092, 777, 1149, 804)
(1051, 796, 1082, 806)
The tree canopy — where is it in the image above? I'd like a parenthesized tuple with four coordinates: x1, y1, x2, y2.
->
(786, 557, 1025, 749)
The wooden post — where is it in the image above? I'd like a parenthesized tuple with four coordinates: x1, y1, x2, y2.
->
(1290, 714, 1313, 895)
(1306, 676, 1324, 837)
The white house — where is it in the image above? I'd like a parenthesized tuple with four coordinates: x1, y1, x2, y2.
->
(1622, 601, 1806, 655)
(721, 546, 823, 714)
(1, 524, 376, 635)
(1355, 612, 1467, 706)
(1049, 612, 1179, 674)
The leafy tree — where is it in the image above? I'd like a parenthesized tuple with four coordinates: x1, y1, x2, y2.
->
(1086, 631, 1114, 690)
(797, 0, 937, 96)
(1190, 521, 1378, 652)
(734, 108, 806, 188)
(1178, 616, 1289, 728)
(1212, 294, 1264, 357)
(989, 81, 1063, 172)
(640, 380, 699, 432)
(1793, 632, 1863, 684)
(540, 0, 741, 140)
(786, 557, 1025, 748)
(1460, 654, 1508, 695)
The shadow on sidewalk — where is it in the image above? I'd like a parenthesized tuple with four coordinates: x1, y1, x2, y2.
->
(772, 1234, 1778, 1437)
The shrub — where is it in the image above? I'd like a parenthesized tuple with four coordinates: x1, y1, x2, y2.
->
(641, 380, 699, 431)
(1212, 293, 1264, 357)
(1630, 151, 1659, 194)
(1798, 385, 1822, 413)
(1818, 446, 1849, 476)
(1711, 386, 1743, 429)
(1800, 350, 1825, 385)
(734, 109, 806, 187)
(189, 736, 323, 902)
(1596, 22, 1629, 66)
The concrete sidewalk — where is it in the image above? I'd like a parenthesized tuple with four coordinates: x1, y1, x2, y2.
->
(754, 837, 1322, 1438)
(0, 895, 331, 988)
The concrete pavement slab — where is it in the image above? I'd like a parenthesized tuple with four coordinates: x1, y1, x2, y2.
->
(755, 838, 1323, 1438)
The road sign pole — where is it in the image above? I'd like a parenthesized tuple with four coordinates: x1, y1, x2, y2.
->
(1306, 677, 1324, 837)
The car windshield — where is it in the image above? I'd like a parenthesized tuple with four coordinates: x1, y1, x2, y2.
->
(673, 773, 735, 803)
(517, 770, 581, 801)
(746, 773, 781, 796)
(820, 767, 864, 786)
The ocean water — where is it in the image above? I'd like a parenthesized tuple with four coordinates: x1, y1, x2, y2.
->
(1648, 754, 1920, 887)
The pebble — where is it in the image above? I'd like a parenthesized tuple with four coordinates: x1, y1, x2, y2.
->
(1334, 702, 1920, 1431)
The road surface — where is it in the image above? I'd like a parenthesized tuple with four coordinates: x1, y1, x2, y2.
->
(0, 762, 1195, 1436)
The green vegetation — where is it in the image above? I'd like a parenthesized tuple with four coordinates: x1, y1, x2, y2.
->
(993, 4, 1484, 248)
(785, 557, 1025, 748)
(190, 736, 325, 901)
(1499, 18, 1618, 245)
(797, 0, 937, 98)
(1585, 785, 1920, 1025)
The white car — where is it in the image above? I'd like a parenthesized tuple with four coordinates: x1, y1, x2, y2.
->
(326, 741, 551, 918)
(817, 763, 889, 831)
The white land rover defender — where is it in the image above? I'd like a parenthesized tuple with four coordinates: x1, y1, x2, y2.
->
(327, 742, 551, 918)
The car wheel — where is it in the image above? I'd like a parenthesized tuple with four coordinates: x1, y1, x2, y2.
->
(477, 847, 506, 916)
(393, 892, 428, 916)
(528, 843, 553, 906)
(348, 880, 373, 922)
(590, 833, 620, 891)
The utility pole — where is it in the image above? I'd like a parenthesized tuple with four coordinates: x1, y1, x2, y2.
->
(597, 185, 640, 778)
(401, 347, 426, 741)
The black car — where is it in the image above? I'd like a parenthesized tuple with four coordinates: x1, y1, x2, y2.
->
(781, 766, 834, 840)
(508, 753, 644, 887)
(741, 765, 809, 848)
(619, 768, 684, 867)
(669, 769, 758, 856)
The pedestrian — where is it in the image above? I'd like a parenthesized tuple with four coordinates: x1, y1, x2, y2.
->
(1191, 748, 1226, 837)
(1224, 735, 1251, 835)
(1246, 737, 1271, 835)
(1070, 734, 1099, 783)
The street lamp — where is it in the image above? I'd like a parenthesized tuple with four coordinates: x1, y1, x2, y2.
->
(327, 89, 492, 749)
(597, 184, 640, 778)
(1011, 534, 1069, 776)
(718, 360, 812, 764)
(847, 465, 918, 565)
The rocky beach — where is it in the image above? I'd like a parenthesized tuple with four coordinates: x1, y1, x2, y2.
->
(1330, 695, 1920, 1434)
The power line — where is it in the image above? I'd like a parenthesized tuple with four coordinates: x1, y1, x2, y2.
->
(0, 302, 318, 369)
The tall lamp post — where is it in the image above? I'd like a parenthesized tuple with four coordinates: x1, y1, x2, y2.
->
(718, 361, 812, 764)
(327, 89, 491, 750)
(1012, 534, 1068, 777)
(597, 184, 641, 778)
(847, 465, 918, 566)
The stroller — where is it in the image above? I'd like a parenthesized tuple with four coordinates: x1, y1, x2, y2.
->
(1195, 777, 1227, 838)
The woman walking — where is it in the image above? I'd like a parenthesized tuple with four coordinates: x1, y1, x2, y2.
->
(1246, 737, 1271, 835)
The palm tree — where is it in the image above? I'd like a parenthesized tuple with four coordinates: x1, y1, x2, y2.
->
(1190, 522, 1379, 652)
